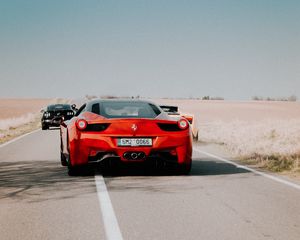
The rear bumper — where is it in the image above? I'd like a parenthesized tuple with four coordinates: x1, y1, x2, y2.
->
(69, 134, 192, 166)
(42, 119, 60, 127)
(42, 116, 73, 127)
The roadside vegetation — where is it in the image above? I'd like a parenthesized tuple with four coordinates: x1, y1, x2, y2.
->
(199, 119, 300, 174)
(0, 113, 36, 131)
(0, 114, 41, 144)
(252, 95, 297, 102)
(202, 96, 224, 100)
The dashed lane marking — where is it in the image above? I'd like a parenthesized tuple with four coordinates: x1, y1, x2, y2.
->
(95, 174, 124, 240)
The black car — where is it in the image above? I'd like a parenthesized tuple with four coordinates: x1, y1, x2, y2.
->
(41, 104, 76, 130)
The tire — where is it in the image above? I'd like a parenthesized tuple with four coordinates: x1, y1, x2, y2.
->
(68, 165, 80, 176)
(193, 131, 198, 141)
(68, 165, 93, 176)
(178, 163, 192, 175)
(60, 152, 68, 166)
(42, 124, 48, 130)
(66, 135, 93, 176)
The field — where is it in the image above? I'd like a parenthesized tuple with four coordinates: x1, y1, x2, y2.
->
(155, 99, 300, 174)
(0, 98, 52, 143)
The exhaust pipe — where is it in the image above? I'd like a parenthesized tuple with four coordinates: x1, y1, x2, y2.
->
(131, 152, 138, 160)
(123, 152, 131, 159)
(123, 152, 145, 160)
(138, 152, 145, 159)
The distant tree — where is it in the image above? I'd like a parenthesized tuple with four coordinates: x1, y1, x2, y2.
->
(85, 95, 97, 100)
(288, 95, 297, 102)
(211, 97, 224, 100)
(252, 96, 262, 101)
(100, 95, 118, 99)
(252, 95, 297, 102)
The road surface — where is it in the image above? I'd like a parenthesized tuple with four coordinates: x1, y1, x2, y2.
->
(0, 130, 300, 240)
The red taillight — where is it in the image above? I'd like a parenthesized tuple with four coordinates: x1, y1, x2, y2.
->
(76, 119, 87, 130)
(178, 119, 189, 130)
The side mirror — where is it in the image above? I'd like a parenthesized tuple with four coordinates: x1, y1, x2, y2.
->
(71, 104, 78, 111)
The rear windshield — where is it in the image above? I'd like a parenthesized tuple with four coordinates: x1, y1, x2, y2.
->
(91, 101, 161, 119)
(47, 104, 71, 111)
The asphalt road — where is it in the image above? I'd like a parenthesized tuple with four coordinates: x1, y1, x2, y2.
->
(0, 130, 300, 240)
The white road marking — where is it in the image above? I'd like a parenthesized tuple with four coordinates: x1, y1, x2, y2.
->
(95, 175, 123, 240)
(194, 148, 300, 191)
(0, 129, 41, 148)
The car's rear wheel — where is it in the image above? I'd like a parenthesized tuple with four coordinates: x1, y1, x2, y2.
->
(193, 131, 198, 141)
(67, 154, 93, 176)
(68, 165, 81, 176)
(60, 152, 68, 166)
(178, 162, 192, 175)
(42, 124, 48, 130)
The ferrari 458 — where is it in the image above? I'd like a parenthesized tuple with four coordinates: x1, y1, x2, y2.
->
(60, 99, 192, 175)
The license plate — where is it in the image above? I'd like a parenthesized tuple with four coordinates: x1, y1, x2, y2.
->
(117, 138, 152, 146)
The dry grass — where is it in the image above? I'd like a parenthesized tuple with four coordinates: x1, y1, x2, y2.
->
(0, 115, 41, 144)
(0, 98, 64, 144)
(0, 113, 37, 131)
(154, 99, 300, 174)
(199, 119, 300, 157)
(241, 154, 300, 172)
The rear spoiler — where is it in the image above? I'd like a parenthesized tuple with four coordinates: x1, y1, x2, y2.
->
(160, 105, 179, 114)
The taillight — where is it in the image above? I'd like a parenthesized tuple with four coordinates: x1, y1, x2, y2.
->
(76, 119, 87, 130)
(178, 119, 189, 130)
(184, 116, 193, 124)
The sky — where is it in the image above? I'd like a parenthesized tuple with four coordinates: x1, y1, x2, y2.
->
(0, 0, 299, 100)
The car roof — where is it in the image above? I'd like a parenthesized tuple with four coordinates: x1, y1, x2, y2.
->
(48, 103, 70, 107)
(87, 99, 158, 106)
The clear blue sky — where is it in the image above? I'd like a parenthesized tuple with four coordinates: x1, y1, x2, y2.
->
(0, 0, 299, 100)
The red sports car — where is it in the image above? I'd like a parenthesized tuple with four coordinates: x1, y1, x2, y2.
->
(60, 99, 192, 175)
